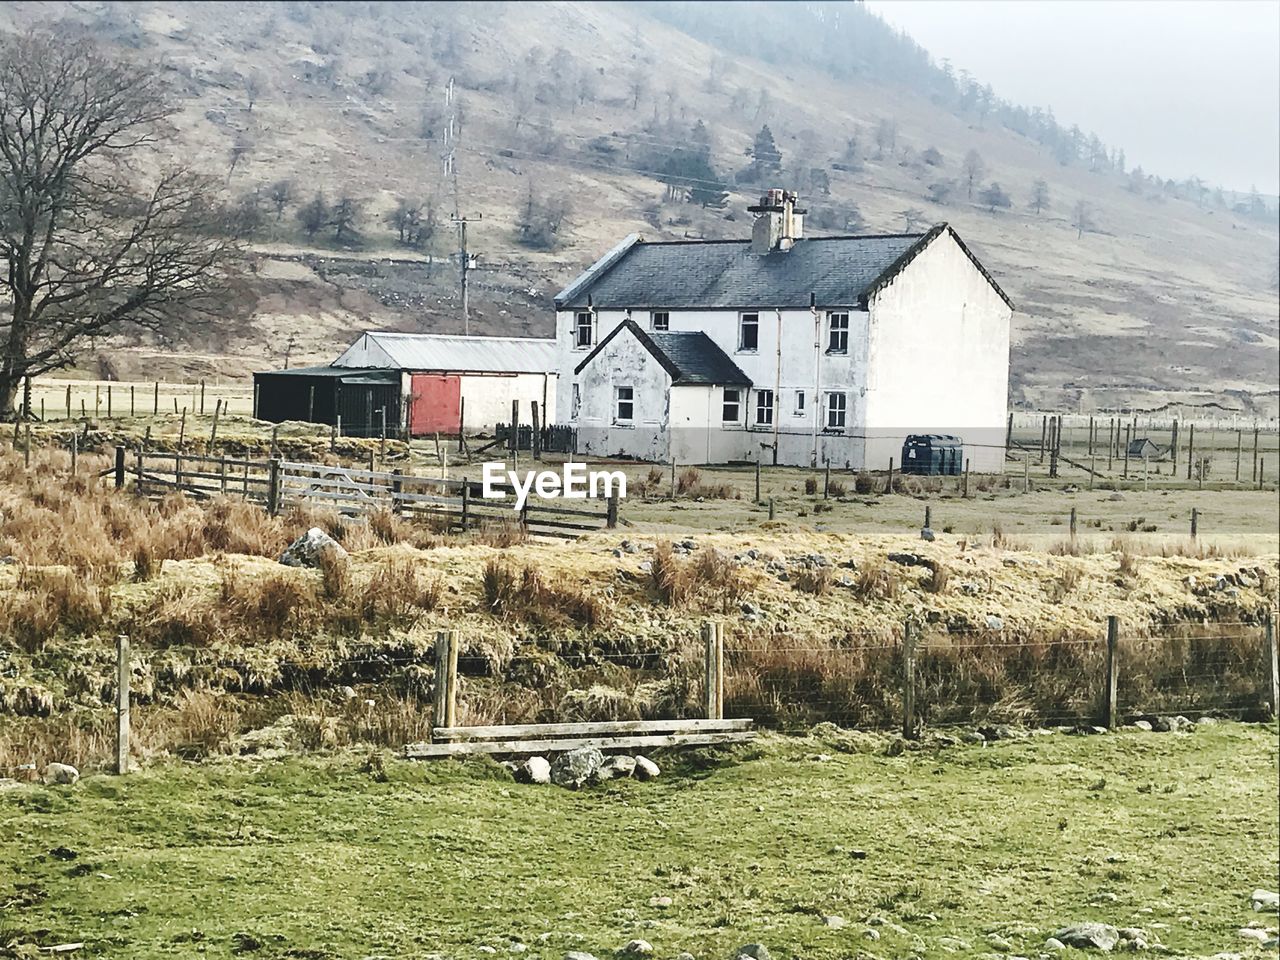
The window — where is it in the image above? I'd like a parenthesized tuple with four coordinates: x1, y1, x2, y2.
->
(738, 312, 759, 352)
(794, 390, 806, 416)
(571, 383, 581, 418)
(651, 310, 670, 332)
(826, 392, 847, 430)
(574, 311, 594, 348)
(722, 388, 741, 423)
(827, 311, 849, 354)
(614, 386, 634, 424)
(755, 389, 774, 427)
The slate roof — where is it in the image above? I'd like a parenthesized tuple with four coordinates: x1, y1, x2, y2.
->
(575, 320, 751, 386)
(331, 332, 556, 374)
(554, 223, 1013, 311)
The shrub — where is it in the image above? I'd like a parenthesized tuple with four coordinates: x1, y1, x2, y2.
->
(793, 565, 832, 595)
(852, 561, 900, 601)
(921, 559, 949, 594)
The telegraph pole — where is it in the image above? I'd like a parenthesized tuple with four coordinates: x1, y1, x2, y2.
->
(451, 214, 482, 335)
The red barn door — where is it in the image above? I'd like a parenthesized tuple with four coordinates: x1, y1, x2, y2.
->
(409, 374, 462, 436)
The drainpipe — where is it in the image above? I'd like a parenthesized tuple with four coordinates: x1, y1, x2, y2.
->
(811, 293, 821, 467)
(773, 308, 782, 466)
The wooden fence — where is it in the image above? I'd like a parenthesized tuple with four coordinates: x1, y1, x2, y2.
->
(112, 447, 618, 539)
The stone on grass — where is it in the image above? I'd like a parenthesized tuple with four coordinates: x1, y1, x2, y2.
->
(732, 946, 770, 960)
(1043, 939, 1066, 951)
(477, 947, 497, 955)
(599, 756, 637, 780)
(633, 756, 660, 780)
(518, 756, 551, 785)
(1131, 720, 1153, 731)
(648, 896, 672, 909)
(820, 915, 845, 929)
(279, 527, 348, 568)
(985, 615, 1004, 631)
(1250, 889, 1279, 912)
(1052, 923, 1120, 951)
(920, 527, 936, 542)
(1152, 715, 1194, 733)
(43, 763, 79, 785)
(1238, 928, 1268, 942)
(550, 748, 603, 789)
(565, 953, 598, 960)
(863, 928, 880, 941)
(987, 933, 1012, 951)
(618, 940, 652, 957)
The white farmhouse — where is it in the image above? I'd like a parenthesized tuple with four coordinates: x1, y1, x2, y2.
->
(554, 190, 1014, 471)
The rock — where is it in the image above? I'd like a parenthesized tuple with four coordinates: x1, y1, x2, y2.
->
(648, 895, 672, 909)
(985, 614, 1004, 631)
(888, 552, 926, 567)
(621, 540, 641, 554)
(618, 941, 652, 957)
(1152, 715, 1194, 733)
(518, 756, 552, 785)
(1250, 889, 1279, 912)
(279, 527, 348, 568)
(1118, 928, 1145, 942)
(509, 944, 528, 954)
(477, 947, 497, 955)
(863, 928, 881, 941)
(987, 934, 1012, 951)
(821, 915, 845, 929)
(1053, 923, 1120, 951)
(1108, 492, 1125, 501)
(1238, 928, 1268, 942)
(1044, 938, 1066, 951)
(633, 756, 660, 780)
(550, 748, 604, 789)
(920, 527, 936, 541)
(1131, 720, 1153, 731)
(978, 724, 1026, 742)
(565, 953, 598, 960)
(937, 937, 971, 952)
(43, 763, 79, 785)
(732, 946, 769, 960)
(599, 756, 637, 780)
(962, 730, 986, 744)
(339, 685, 357, 699)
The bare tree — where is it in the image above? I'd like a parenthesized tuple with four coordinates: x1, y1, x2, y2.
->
(227, 133, 253, 180)
(962, 149, 986, 199)
(1030, 178, 1050, 215)
(926, 180, 956, 205)
(627, 63, 650, 111)
(331, 195, 362, 244)
(978, 181, 1012, 212)
(267, 179, 294, 220)
(297, 192, 330, 239)
(1071, 199, 1094, 238)
(244, 72, 262, 112)
(874, 118, 896, 159)
(0, 31, 240, 416)
(898, 208, 926, 231)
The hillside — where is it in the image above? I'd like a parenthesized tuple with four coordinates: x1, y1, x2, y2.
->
(2, 1, 1277, 413)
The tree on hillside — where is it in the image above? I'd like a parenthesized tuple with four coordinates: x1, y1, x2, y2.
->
(746, 124, 782, 181)
(921, 146, 944, 167)
(267, 180, 294, 220)
(978, 181, 1012, 212)
(926, 180, 956, 205)
(627, 63, 650, 111)
(1071, 199, 1094, 239)
(962, 149, 986, 199)
(516, 181, 571, 250)
(331, 196, 363, 244)
(0, 30, 240, 417)
(227, 134, 254, 180)
(297, 192, 330, 239)
(388, 198, 421, 245)
(1030, 178, 1050, 215)
(244, 72, 262, 112)
(874, 118, 896, 159)
(898, 208, 926, 231)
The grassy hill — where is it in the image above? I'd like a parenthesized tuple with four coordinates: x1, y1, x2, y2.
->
(3, 1, 1277, 413)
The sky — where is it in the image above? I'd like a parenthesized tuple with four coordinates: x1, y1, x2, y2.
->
(865, 0, 1280, 195)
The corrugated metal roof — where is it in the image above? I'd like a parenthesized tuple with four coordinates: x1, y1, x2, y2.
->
(332, 332, 556, 374)
(554, 232, 929, 309)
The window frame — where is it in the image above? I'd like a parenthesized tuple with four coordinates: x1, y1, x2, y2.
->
(738, 311, 760, 353)
(754, 388, 775, 428)
(794, 390, 806, 416)
(722, 387, 741, 424)
(651, 310, 670, 332)
(825, 391, 847, 430)
(614, 385, 635, 425)
(574, 310, 594, 349)
(827, 311, 850, 355)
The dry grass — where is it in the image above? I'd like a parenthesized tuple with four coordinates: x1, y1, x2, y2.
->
(852, 561, 902, 601)
(675, 466, 737, 500)
(793, 565, 833, 595)
(921, 559, 950, 595)
(650, 542, 751, 612)
(482, 558, 608, 629)
(0, 568, 114, 652)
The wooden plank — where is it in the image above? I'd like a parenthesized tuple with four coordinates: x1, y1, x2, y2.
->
(433, 718, 753, 742)
(405, 730, 756, 759)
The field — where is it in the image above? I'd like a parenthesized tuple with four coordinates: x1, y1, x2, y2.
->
(1, 725, 1277, 959)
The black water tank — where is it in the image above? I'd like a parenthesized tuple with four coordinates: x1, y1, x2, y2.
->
(901, 434, 963, 476)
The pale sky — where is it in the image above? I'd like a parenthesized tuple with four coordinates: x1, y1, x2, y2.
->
(866, 0, 1280, 195)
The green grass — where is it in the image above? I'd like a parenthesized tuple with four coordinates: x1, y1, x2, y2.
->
(2, 725, 1277, 959)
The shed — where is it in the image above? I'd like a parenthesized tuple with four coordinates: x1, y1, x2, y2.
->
(333, 332, 558, 435)
(253, 365, 401, 437)
(1127, 437, 1162, 460)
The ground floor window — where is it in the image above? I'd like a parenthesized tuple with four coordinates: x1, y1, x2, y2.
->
(826, 391, 846, 429)
(755, 389, 774, 426)
(722, 388, 741, 423)
(794, 390, 806, 416)
(615, 385, 634, 423)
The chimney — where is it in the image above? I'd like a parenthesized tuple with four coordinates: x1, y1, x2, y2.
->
(748, 189, 805, 254)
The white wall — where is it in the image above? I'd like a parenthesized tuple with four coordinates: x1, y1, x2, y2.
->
(864, 230, 1012, 472)
(575, 330, 671, 460)
(461, 372, 557, 431)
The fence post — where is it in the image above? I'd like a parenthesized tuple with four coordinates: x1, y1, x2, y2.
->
(962, 458, 970, 498)
(754, 460, 761, 504)
(1190, 508, 1198, 539)
(65, 384, 71, 419)
(267, 457, 282, 516)
(924, 505, 931, 530)
(1103, 615, 1119, 730)
(460, 481, 470, 532)
(902, 621, 917, 740)
(606, 493, 619, 529)
(768, 497, 775, 520)
(199, 380, 205, 416)
(1039, 415, 1047, 463)
(886, 456, 894, 495)
(23, 421, 30, 468)
(1186, 423, 1195, 480)
(116, 634, 130, 775)
(670, 459, 677, 500)
(1023, 455, 1030, 493)
(702, 622, 718, 719)
(209, 399, 221, 449)
(510, 400, 519, 454)
(1069, 506, 1077, 539)
(107, 384, 112, 419)
(135, 445, 145, 497)
(1264, 610, 1278, 720)
(433, 630, 459, 729)
(531, 401, 542, 461)
(1235, 430, 1243, 483)
(823, 459, 830, 499)
(391, 468, 404, 517)
(114, 445, 126, 489)
(70, 434, 78, 474)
